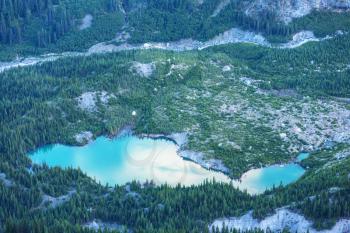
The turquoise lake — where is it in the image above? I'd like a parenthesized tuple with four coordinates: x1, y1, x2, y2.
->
(296, 152, 310, 162)
(29, 136, 305, 194)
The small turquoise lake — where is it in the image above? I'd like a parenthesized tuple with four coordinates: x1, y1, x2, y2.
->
(29, 136, 305, 194)
(296, 152, 310, 162)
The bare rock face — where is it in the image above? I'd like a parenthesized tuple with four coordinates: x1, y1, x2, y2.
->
(245, 0, 350, 23)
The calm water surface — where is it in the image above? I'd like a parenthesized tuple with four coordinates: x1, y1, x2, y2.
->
(29, 136, 305, 194)
(296, 152, 310, 162)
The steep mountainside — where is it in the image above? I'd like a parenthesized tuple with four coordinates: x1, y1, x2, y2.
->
(0, 0, 125, 61)
(1, 0, 350, 54)
(0, 0, 122, 45)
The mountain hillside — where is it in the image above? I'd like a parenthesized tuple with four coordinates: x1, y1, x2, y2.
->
(1, 0, 350, 232)
(0, 0, 124, 60)
(1, 0, 350, 60)
(0, 0, 122, 45)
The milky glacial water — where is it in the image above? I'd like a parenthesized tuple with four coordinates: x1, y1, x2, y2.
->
(29, 136, 305, 194)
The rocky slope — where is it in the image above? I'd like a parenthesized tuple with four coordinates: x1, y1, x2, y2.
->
(210, 208, 350, 233)
(245, 0, 350, 23)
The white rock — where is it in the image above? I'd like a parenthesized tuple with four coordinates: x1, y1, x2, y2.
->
(79, 14, 93, 30)
(211, 0, 231, 17)
(75, 131, 93, 144)
(280, 133, 287, 139)
(222, 65, 231, 72)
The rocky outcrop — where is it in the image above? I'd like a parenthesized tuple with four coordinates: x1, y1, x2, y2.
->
(0, 173, 13, 187)
(83, 219, 130, 233)
(76, 91, 115, 112)
(130, 62, 156, 78)
(75, 131, 93, 144)
(79, 14, 93, 30)
(180, 150, 230, 174)
(210, 208, 350, 233)
(38, 190, 76, 209)
(245, 0, 350, 23)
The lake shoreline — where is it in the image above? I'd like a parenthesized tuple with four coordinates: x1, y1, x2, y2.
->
(28, 125, 307, 195)
(71, 127, 307, 194)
